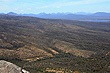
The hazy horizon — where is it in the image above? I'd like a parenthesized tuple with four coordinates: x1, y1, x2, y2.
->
(0, 0, 110, 14)
(2, 11, 110, 15)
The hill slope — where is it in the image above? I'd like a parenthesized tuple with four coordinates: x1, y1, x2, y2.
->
(0, 15, 110, 73)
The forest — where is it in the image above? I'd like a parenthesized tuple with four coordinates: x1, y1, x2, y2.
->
(0, 15, 110, 73)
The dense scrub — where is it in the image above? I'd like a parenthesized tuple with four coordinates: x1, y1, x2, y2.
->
(0, 15, 110, 73)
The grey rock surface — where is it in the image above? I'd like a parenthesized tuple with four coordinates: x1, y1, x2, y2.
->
(0, 60, 29, 73)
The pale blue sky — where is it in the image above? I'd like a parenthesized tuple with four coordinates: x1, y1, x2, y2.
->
(0, 0, 110, 14)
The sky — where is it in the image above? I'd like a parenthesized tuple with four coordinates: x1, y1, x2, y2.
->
(0, 0, 110, 14)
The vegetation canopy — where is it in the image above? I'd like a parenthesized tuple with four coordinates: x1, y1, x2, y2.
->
(0, 15, 110, 73)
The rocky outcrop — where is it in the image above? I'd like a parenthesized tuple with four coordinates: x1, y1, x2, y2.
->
(0, 60, 29, 73)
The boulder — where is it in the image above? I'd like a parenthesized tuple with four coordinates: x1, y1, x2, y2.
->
(0, 60, 29, 73)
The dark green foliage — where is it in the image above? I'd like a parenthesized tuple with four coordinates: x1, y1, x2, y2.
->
(0, 15, 110, 73)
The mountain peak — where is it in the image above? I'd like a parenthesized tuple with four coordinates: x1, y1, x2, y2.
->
(7, 12, 18, 15)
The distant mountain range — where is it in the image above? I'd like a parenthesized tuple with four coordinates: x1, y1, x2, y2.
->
(1, 12, 110, 20)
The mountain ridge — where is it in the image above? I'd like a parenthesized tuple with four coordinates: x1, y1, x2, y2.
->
(1, 12, 110, 20)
